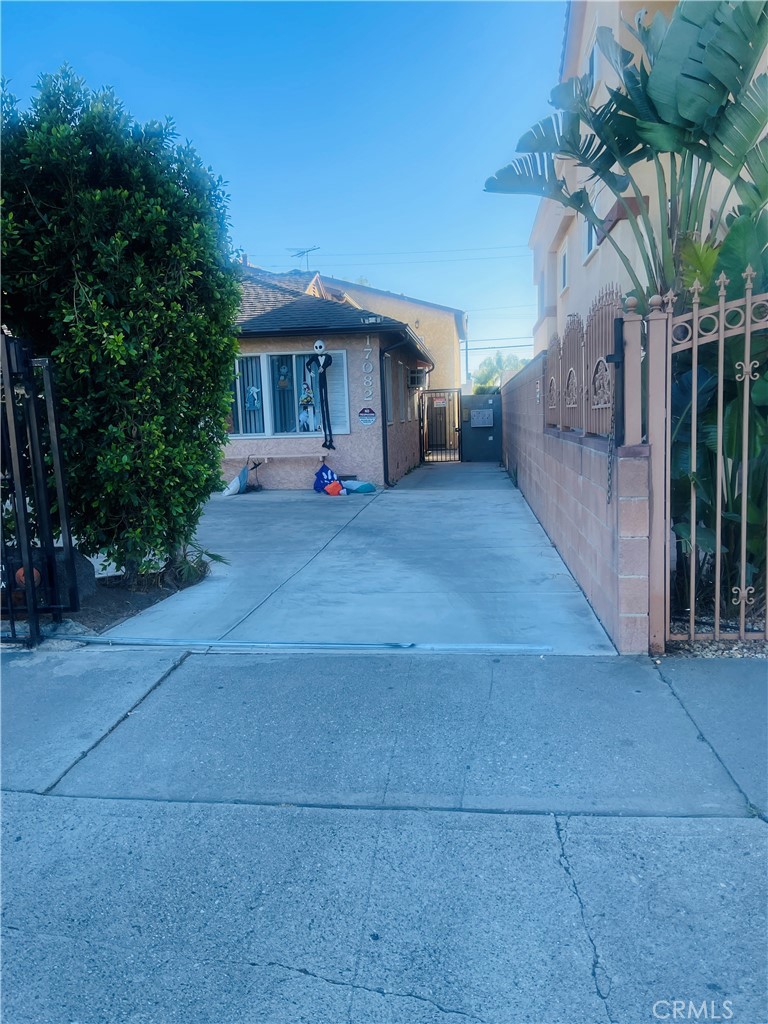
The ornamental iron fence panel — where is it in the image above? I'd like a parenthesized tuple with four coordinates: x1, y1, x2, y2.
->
(645, 270, 768, 650)
(1, 333, 79, 645)
(544, 285, 623, 437)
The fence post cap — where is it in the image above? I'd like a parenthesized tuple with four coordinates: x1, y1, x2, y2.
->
(648, 294, 663, 311)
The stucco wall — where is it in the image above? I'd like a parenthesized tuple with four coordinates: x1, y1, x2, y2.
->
(501, 354, 651, 654)
(324, 283, 462, 390)
(223, 333, 386, 489)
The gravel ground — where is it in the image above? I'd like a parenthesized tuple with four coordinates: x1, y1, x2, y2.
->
(663, 638, 767, 659)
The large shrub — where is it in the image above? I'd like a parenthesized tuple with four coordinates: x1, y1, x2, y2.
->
(1, 68, 241, 572)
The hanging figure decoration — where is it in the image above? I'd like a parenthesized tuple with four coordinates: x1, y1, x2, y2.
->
(306, 340, 335, 449)
(299, 381, 314, 432)
(245, 385, 261, 411)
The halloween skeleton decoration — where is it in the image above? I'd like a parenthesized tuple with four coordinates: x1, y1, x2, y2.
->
(306, 340, 335, 449)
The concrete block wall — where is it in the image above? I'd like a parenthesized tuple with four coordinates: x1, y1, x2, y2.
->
(501, 356, 651, 654)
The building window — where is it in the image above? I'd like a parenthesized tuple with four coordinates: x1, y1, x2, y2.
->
(230, 351, 349, 436)
(560, 245, 568, 291)
(587, 44, 597, 94)
(270, 355, 297, 433)
(538, 273, 546, 318)
(231, 356, 265, 435)
(585, 219, 597, 258)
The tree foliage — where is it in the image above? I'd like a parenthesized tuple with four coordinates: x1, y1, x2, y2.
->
(485, 0, 768, 303)
(473, 351, 528, 392)
(1, 67, 241, 572)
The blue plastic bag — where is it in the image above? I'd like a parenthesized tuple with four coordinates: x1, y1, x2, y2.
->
(313, 464, 338, 492)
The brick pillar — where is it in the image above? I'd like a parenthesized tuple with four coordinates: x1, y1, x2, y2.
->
(616, 447, 651, 653)
(645, 296, 670, 654)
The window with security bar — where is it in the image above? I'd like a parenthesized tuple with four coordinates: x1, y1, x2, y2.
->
(230, 352, 349, 436)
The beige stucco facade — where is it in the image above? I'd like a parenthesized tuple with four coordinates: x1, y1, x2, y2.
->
(528, 1, 731, 354)
(223, 332, 422, 490)
(319, 281, 465, 391)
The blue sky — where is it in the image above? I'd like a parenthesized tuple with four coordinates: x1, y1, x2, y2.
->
(2, 1, 566, 374)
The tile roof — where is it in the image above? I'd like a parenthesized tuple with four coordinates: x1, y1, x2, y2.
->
(235, 266, 436, 366)
(236, 277, 306, 324)
(237, 289, 407, 336)
(241, 266, 316, 293)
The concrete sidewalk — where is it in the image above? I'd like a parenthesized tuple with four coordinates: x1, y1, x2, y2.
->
(2, 645, 766, 1023)
(99, 463, 615, 655)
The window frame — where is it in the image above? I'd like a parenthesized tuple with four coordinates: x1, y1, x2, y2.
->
(559, 243, 568, 293)
(230, 349, 350, 438)
(584, 218, 597, 260)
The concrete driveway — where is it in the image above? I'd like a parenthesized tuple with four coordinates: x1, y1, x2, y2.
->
(103, 463, 614, 654)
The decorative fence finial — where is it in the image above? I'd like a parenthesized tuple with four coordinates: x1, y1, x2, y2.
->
(691, 278, 703, 301)
(649, 294, 663, 312)
(624, 296, 638, 314)
(716, 271, 729, 296)
(663, 289, 676, 313)
(742, 265, 756, 288)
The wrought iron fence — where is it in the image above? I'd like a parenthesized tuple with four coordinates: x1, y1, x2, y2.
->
(1, 333, 79, 645)
(545, 286, 623, 436)
(664, 272, 767, 643)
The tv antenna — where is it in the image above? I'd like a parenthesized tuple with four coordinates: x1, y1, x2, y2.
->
(287, 246, 320, 271)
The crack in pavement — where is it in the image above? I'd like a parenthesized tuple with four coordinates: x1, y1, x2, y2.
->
(554, 815, 617, 1024)
(216, 492, 382, 642)
(650, 661, 765, 820)
(42, 652, 191, 795)
(252, 959, 488, 1022)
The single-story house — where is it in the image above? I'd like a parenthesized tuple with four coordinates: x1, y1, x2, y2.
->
(223, 275, 435, 489)
(238, 263, 467, 390)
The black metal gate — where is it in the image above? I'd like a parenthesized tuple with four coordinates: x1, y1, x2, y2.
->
(420, 389, 462, 462)
(1, 333, 79, 645)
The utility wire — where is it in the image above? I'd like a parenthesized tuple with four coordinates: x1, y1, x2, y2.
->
(257, 254, 529, 268)
(246, 244, 529, 258)
(466, 304, 536, 311)
(464, 343, 533, 352)
(465, 336, 532, 343)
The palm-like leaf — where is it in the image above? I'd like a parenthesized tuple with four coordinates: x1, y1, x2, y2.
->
(710, 74, 768, 182)
(596, 26, 660, 123)
(734, 137, 768, 212)
(516, 106, 633, 193)
(484, 153, 589, 213)
(622, 8, 669, 67)
(648, 0, 768, 131)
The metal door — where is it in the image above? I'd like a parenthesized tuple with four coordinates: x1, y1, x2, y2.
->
(420, 389, 462, 462)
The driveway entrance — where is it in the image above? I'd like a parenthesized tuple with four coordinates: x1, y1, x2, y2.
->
(103, 463, 614, 654)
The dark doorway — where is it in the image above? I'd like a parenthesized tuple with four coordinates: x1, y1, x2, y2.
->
(420, 389, 462, 462)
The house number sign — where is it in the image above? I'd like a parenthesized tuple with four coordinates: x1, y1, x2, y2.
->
(362, 342, 375, 401)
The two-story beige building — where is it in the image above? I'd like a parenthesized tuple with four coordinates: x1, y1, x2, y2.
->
(528, 0, 734, 354)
